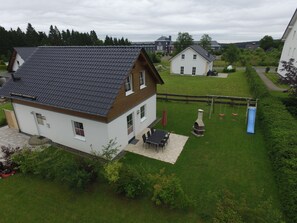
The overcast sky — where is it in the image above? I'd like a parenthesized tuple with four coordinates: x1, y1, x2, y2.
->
(1, 0, 296, 43)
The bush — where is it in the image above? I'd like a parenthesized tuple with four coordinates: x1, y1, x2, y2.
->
(245, 67, 297, 223)
(147, 52, 161, 63)
(148, 169, 193, 209)
(265, 67, 270, 73)
(12, 147, 95, 190)
(104, 162, 147, 199)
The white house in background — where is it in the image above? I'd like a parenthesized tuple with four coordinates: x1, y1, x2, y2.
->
(7, 47, 37, 72)
(170, 45, 216, 76)
(0, 46, 163, 156)
(278, 8, 297, 77)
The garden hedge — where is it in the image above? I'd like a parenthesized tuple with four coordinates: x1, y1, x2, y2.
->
(245, 67, 297, 223)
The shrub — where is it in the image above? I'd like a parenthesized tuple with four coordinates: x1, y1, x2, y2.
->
(148, 169, 193, 209)
(104, 162, 147, 199)
(223, 67, 236, 73)
(265, 66, 270, 73)
(1, 145, 21, 166)
(12, 147, 94, 190)
(245, 67, 297, 223)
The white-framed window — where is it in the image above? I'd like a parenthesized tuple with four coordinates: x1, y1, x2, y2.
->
(127, 113, 133, 134)
(73, 121, 85, 139)
(193, 54, 197, 59)
(36, 113, 45, 125)
(140, 105, 146, 121)
(180, 66, 184, 74)
(181, 54, 185, 59)
(192, 67, 196, 75)
(125, 74, 133, 95)
(139, 70, 146, 89)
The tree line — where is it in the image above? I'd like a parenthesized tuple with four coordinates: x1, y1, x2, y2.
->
(0, 23, 131, 61)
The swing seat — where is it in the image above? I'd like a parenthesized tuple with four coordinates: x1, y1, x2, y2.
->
(232, 113, 238, 116)
(219, 113, 225, 117)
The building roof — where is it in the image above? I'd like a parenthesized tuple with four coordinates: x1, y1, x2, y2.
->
(190, 45, 216, 62)
(156, 36, 170, 41)
(14, 47, 37, 61)
(0, 46, 163, 117)
(281, 8, 297, 41)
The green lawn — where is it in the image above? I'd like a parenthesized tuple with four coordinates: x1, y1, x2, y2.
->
(264, 72, 288, 89)
(158, 69, 251, 97)
(0, 102, 13, 126)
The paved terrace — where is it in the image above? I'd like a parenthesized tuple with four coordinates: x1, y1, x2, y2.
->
(124, 128, 189, 164)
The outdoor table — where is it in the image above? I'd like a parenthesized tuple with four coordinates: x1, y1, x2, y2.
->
(146, 129, 168, 150)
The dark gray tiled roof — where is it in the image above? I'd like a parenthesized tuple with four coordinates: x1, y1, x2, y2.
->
(190, 45, 216, 62)
(156, 36, 170, 41)
(0, 46, 161, 116)
(14, 47, 37, 61)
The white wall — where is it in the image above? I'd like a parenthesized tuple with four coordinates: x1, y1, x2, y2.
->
(12, 54, 25, 72)
(170, 48, 212, 76)
(278, 19, 297, 77)
(12, 94, 156, 155)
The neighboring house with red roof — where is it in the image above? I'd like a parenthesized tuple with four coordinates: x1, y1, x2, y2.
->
(0, 46, 163, 156)
(278, 8, 297, 77)
(170, 45, 216, 76)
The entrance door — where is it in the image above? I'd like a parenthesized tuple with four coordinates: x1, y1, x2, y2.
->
(35, 112, 47, 136)
(126, 113, 135, 142)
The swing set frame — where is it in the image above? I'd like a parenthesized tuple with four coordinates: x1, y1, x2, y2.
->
(208, 95, 257, 120)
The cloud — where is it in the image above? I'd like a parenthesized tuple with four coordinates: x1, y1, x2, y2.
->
(1, 0, 296, 42)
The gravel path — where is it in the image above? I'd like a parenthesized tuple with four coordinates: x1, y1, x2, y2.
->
(254, 67, 287, 92)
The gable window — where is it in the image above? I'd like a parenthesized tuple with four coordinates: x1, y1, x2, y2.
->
(139, 71, 146, 89)
(181, 54, 185, 59)
(193, 54, 197, 59)
(36, 113, 44, 125)
(125, 74, 133, 96)
(192, 67, 196, 75)
(73, 121, 85, 139)
(140, 105, 146, 121)
(180, 66, 184, 74)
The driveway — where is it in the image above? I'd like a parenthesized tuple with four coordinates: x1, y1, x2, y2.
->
(254, 67, 287, 92)
(0, 126, 30, 162)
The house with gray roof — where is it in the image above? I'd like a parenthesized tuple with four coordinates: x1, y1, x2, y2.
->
(170, 45, 216, 76)
(0, 46, 163, 156)
(155, 36, 172, 54)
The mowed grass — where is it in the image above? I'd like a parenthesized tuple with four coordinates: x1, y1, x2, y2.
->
(157, 69, 251, 97)
(264, 72, 288, 89)
(124, 101, 281, 220)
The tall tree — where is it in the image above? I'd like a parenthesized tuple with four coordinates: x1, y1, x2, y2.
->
(25, 23, 39, 46)
(259, 35, 274, 51)
(199, 34, 212, 51)
(222, 44, 240, 64)
(48, 25, 62, 45)
(173, 32, 194, 55)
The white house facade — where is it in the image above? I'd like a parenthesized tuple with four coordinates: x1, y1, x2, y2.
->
(278, 9, 297, 77)
(170, 45, 215, 76)
(12, 94, 156, 154)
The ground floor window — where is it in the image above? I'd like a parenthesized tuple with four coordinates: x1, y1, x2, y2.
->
(192, 67, 196, 75)
(73, 121, 85, 137)
(140, 105, 146, 120)
(127, 113, 133, 134)
(36, 113, 45, 125)
(180, 66, 184, 74)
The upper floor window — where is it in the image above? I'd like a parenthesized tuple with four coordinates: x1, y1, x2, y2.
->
(139, 71, 146, 89)
(181, 54, 185, 59)
(193, 54, 197, 59)
(73, 121, 85, 138)
(180, 66, 184, 74)
(36, 113, 44, 125)
(125, 74, 133, 95)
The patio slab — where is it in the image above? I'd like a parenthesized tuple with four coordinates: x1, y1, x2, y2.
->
(124, 129, 189, 164)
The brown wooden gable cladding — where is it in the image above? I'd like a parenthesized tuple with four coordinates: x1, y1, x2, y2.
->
(7, 50, 17, 72)
(106, 54, 157, 122)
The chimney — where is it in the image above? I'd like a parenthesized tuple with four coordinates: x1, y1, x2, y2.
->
(198, 109, 204, 121)
(11, 73, 21, 82)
